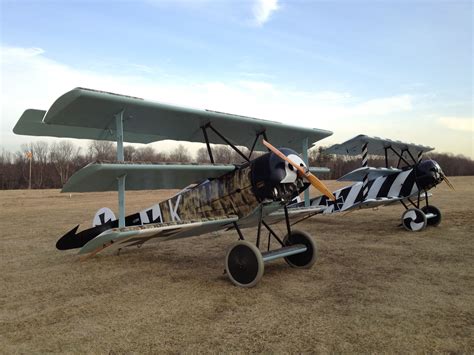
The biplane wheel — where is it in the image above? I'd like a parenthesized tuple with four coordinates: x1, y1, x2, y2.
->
(225, 241, 264, 288)
(402, 208, 427, 232)
(421, 205, 442, 227)
(282, 230, 317, 268)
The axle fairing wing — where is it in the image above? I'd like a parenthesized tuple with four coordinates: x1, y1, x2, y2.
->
(14, 87, 333, 151)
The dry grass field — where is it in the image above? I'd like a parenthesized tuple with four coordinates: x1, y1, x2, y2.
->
(1, 177, 473, 353)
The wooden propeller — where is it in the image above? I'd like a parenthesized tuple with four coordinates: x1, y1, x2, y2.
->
(262, 140, 336, 201)
(441, 172, 455, 191)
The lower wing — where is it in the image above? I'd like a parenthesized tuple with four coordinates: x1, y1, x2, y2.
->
(79, 216, 238, 259)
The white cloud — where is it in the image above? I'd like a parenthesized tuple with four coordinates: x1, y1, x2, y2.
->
(252, 0, 279, 26)
(4, 45, 462, 157)
(438, 116, 474, 132)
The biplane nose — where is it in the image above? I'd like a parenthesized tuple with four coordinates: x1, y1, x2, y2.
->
(250, 148, 308, 201)
(415, 159, 444, 190)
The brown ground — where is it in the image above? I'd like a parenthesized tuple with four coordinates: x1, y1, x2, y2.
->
(1, 177, 473, 353)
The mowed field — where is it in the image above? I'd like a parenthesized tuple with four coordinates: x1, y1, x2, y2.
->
(1, 177, 473, 353)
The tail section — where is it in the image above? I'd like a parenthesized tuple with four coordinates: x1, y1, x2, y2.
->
(92, 207, 116, 227)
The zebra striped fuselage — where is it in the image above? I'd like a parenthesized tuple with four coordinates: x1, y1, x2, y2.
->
(312, 168, 418, 213)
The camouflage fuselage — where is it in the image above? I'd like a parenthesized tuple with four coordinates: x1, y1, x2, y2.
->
(157, 164, 259, 222)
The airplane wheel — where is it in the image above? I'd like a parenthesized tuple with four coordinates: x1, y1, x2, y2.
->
(421, 205, 442, 227)
(225, 241, 264, 288)
(282, 230, 317, 268)
(402, 208, 427, 232)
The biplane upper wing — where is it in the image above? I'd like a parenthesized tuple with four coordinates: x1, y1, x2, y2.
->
(62, 162, 236, 192)
(78, 216, 239, 258)
(14, 87, 332, 151)
(325, 134, 434, 157)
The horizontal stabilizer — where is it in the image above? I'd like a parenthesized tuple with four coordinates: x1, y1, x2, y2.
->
(337, 167, 402, 181)
(62, 162, 236, 192)
(17, 87, 332, 151)
(325, 134, 434, 157)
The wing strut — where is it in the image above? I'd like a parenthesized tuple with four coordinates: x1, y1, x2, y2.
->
(302, 137, 309, 207)
(115, 110, 126, 228)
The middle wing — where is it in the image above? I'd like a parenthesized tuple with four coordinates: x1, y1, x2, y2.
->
(62, 162, 236, 192)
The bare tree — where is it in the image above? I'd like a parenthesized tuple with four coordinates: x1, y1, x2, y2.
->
(213, 146, 232, 164)
(88, 140, 115, 161)
(50, 141, 81, 185)
(134, 146, 156, 161)
(196, 147, 211, 163)
(31, 141, 49, 188)
(124, 145, 136, 161)
(168, 144, 191, 162)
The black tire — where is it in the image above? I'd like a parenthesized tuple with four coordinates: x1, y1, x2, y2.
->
(282, 230, 317, 268)
(402, 208, 427, 232)
(225, 241, 264, 287)
(421, 205, 442, 227)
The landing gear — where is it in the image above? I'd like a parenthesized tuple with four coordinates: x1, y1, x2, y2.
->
(283, 230, 317, 268)
(399, 187, 444, 232)
(401, 208, 427, 232)
(225, 241, 264, 288)
(225, 209, 317, 287)
(421, 205, 442, 227)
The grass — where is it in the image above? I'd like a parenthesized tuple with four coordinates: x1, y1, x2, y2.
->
(1, 177, 473, 353)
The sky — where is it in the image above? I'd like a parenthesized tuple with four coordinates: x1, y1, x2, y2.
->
(1, 0, 473, 158)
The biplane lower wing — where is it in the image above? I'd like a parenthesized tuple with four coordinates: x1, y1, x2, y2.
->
(79, 216, 238, 257)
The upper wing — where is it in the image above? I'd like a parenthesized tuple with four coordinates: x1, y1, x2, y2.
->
(79, 216, 238, 258)
(62, 162, 236, 192)
(325, 134, 434, 157)
(13, 87, 332, 151)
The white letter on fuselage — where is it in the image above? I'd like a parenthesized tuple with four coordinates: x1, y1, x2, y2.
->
(168, 195, 182, 221)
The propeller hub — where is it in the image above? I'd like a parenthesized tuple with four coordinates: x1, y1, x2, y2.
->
(250, 148, 307, 202)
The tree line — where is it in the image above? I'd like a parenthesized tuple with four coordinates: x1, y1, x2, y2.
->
(1, 140, 473, 190)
